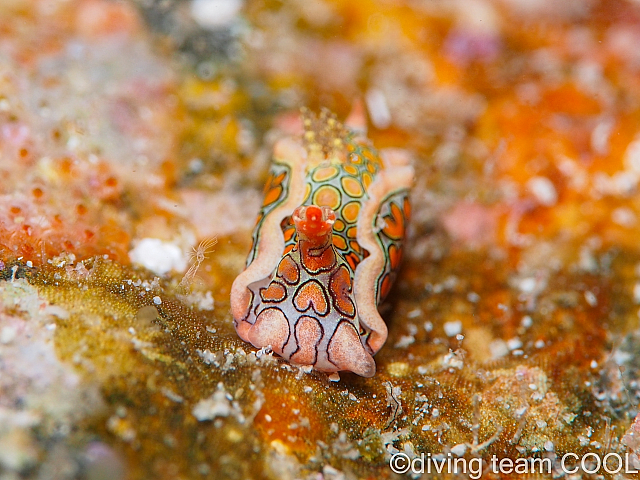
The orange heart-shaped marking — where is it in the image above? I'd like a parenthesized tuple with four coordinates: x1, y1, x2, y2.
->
(277, 254, 300, 285)
(293, 279, 329, 316)
(329, 264, 355, 318)
(260, 281, 287, 303)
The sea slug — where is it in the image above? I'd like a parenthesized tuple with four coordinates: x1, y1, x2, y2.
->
(230, 108, 413, 377)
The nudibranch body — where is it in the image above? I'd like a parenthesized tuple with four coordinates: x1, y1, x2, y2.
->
(230, 109, 413, 377)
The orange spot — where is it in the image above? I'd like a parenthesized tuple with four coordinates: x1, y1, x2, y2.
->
(379, 274, 392, 300)
(333, 234, 347, 251)
(346, 226, 358, 239)
(283, 244, 295, 255)
(341, 201, 361, 224)
(349, 240, 361, 254)
(362, 172, 373, 190)
(293, 280, 329, 315)
(313, 185, 341, 210)
(262, 172, 286, 206)
(311, 165, 339, 182)
(32, 188, 43, 198)
(77, 204, 87, 215)
(362, 148, 381, 170)
(343, 164, 358, 176)
(344, 252, 360, 271)
(329, 265, 355, 317)
(382, 202, 405, 240)
(263, 171, 285, 194)
(404, 197, 411, 220)
(19, 148, 28, 158)
(283, 225, 296, 242)
(277, 255, 300, 285)
(333, 219, 345, 232)
(341, 176, 363, 197)
(388, 244, 402, 270)
(263, 185, 283, 207)
(260, 282, 287, 302)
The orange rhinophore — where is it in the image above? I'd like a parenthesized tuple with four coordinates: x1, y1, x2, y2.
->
(230, 108, 413, 377)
